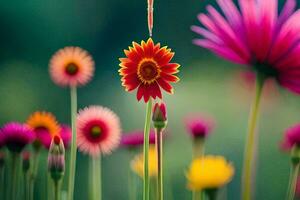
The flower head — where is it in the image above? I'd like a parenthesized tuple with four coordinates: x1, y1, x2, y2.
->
(119, 38, 180, 102)
(48, 135, 65, 181)
(152, 102, 167, 129)
(121, 130, 156, 148)
(186, 155, 234, 191)
(185, 115, 214, 139)
(77, 106, 122, 157)
(59, 125, 72, 148)
(49, 46, 95, 87)
(26, 111, 60, 149)
(131, 145, 157, 178)
(281, 123, 300, 150)
(1, 122, 35, 153)
(193, 0, 300, 94)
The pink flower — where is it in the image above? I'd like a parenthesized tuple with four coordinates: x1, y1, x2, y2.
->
(281, 123, 300, 150)
(1, 122, 35, 153)
(59, 125, 72, 148)
(121, 130, 156, 148)
(49, 46, 95, 87)
(185, 115, 214, 138)
(192, 0, 300, 94)
(77, 106, 122, 157)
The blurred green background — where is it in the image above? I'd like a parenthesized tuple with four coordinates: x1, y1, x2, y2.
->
(0, 0, 300, 199)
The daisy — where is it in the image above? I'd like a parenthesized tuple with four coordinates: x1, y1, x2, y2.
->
(119, 38, 180, 102)
(49, 46, 94, 87)
(77, 106, 122, 157)
(26, 111, 60, 149)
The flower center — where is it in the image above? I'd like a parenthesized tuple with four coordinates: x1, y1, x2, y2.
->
(138, 60, 160, 84)
(65, 63, 79, 75)
(90, 126, 102, 139)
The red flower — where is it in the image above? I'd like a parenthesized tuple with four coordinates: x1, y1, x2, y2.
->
(119, 38, 180, 102)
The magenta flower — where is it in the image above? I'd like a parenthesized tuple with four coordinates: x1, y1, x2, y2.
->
(121, 130, 156, 148)
(192, 0, 300, 93)
(185, 115, 214, 139)
(281, 123, 300, 150)
(59, 125, 72, 148)
(1, 122, 35, 153)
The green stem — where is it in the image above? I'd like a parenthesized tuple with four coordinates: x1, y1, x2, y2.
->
(24, 172, 30, 200)
(68, 86, 77, 200)
(192, 138, 205, 199)
(29, 149, 40, 200)
(156, 130, 163, 200)
(91, 156, 102, 200)
(143, 98, 153, 200)
(128, 164, 137, 200)
(205, 189, 217, 200)
(286, 163, 300, 200)
(54, 180, 61, 200)
(0, 166, 4, 200)
(242, 72, 265, 200)
(11, 153, 20, 200)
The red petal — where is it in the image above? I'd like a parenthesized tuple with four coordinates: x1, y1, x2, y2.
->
(122, 74, 140, 91)
(157, 78, 174, 94)
(161, 63, 180, 74)
(132, 42, 144, 56)
(125, 48, 141, 62)
(161, 72, 179, 82)
(142, 85, 151, 102)
(137, 84, 145, 101)
(119, 67, 137, 75)
(144, 38, 154, 57)
(157, 52, 174, 66)
(148, 82, 162, 99)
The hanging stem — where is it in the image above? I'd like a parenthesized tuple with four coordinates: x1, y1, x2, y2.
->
(143, 98, 153, 200)
(11, 153, 20, 200)
(147, 0, 154, 37)
(156, 129, 163, 200)
(54, 180, 61, 200)
(242, 72, 265, 200)
(29, 149, 40, 200)
(68, 86, 77, 200)
(286, 163, 300, 200)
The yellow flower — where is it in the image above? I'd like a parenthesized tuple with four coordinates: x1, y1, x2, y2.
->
(131, 145, 157, 178)
(186, 155, 234, 191)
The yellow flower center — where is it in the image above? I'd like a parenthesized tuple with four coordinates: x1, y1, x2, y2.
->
(137, 59, 160, 84)
(65, 62, 79, 75)
(90, 126, 102, 138)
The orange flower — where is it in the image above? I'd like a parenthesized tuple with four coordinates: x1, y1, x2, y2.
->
(26, 111, 60, 149)
(119, 38, 180, 102)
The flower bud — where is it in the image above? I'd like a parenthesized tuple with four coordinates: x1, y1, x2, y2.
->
(152, 102, 167, 130)
(48, 135, 65, 182)
(22, 151, 30, 173)
(291, 145, 300, 165)
(0, 152, 5, 169)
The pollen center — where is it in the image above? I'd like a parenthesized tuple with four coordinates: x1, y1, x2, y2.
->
(90, 126, 102, 138)
(138, 60, 160, 84)
(65, 63, 79, 75)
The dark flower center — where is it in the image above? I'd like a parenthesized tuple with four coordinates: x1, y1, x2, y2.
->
(254, 63, 278, 78)
(138, 60, 160, 83)
(65, 63, 79, 75)
(90, 126, 102, 139)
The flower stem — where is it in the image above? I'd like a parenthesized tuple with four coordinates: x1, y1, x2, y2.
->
(29, 149, 40, 200)
(24, 171, 30, 200)
(192, 138, 205, 199)
(156, 129, 163, 200)
(11, 153, 20, 200)
(0, 165, 5, 200)
(286, 163, 300, 200)
(91, 156, 102, 200)
(242, 72, 265, 200)
(54, 180, 61, 200)
(68, 86, 77, 200)
(143, 98, 153, 200)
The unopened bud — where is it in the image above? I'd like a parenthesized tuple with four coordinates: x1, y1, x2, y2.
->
(152, 102, 167, 130)
(48, 135, 65, 181)
(22, 151, 30, 173)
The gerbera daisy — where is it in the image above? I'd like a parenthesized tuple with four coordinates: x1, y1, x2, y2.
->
(119, 38, 180, 102)
(49, 46, 95, 87)
(26, 111, 60, 149)
(281, 123, 300, 151)
(77, 106, 122, 157)
(184, 114, 215, 139)
(1, 122, 35, 153)
(192, 0, 300, 94)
